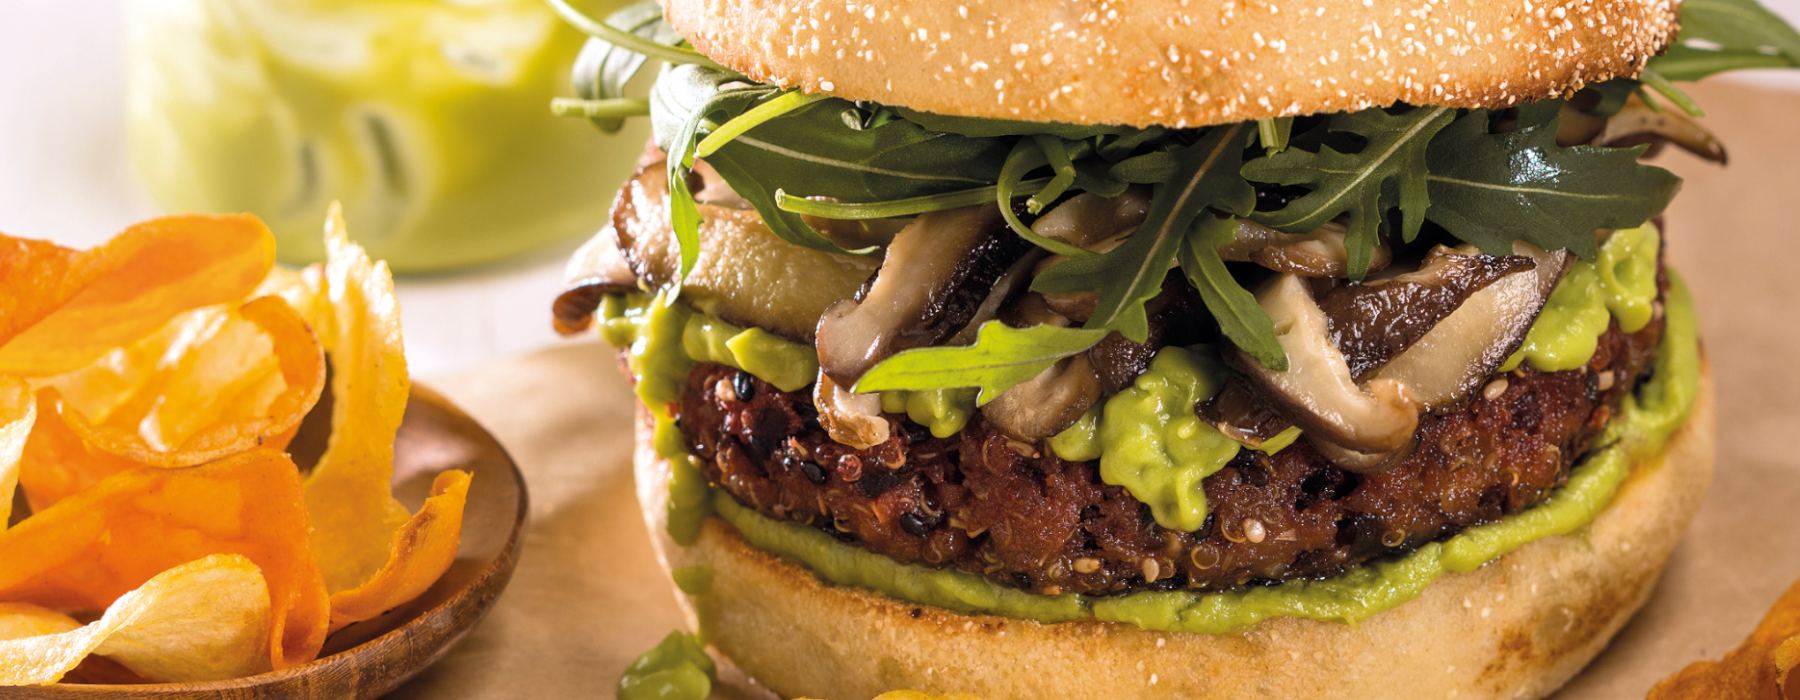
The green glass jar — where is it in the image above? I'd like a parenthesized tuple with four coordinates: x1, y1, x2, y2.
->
(125, 0, 646, 273)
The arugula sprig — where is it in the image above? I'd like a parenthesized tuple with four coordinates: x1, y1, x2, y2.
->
(1033, 124, 1257, 344)
(1243, 107, 1455, 280)
(551, 0, 1795, 402)
(1425, 103, 1682, 259)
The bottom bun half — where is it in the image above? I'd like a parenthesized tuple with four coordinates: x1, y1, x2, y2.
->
(632, 360, 1715, 700)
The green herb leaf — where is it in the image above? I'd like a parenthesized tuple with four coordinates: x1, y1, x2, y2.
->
(891, 107, 1129, 139)
(1256, 117, 1293, 155)
(1179, 216, 1286, 370)
(1643, 0, 1800, 83)
(546, 0, 721, 69)
(1244, 106, 1455, 280)
(996, 140, 1094, 258)
(1638, 68, 1706, 117)
(775, 178, 1052, 219)
(1028, 135, 1079, 213)
(650, 65, 774, 287)
(1033, 124, 1255, 343)
(695, 90, 832, 158)
(1650, 45, 1796, 81)
(566, 0, 687, 133)
(1583, 79, 1641, 116)
(854, 322, 1109, 404)
(1423, 108, 1681, 261)
(711, 99, 1008, 202)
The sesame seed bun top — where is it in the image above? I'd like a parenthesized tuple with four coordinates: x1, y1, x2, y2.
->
(662, 0, 1680, 128)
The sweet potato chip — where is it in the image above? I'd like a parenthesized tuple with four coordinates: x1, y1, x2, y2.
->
(1649, 574, 1800, 699)
(52, 296, 324, 468)
(0, 449, 328, 670)
(0, 554, 272, 684)
(0, 215, 276, 376)
(17, 295, 324, 511)
(15, 388, 139, 513)
(0, 375, 32, 528)
(328, 470, 471, 631)
(300, 205, 413, 594)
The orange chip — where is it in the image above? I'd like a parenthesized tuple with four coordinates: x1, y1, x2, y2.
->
(299, 206, 413, 594)
(57, 296, 323, 467)
(0, 375, 33, 528)
(15, 388, 138, 512)
(0, 449, 329, 670)
(17, 296, 324, 511)
(327, 470, 471, 631)
(0, 215, 276, 376)
(1649, 576, 1800, 699)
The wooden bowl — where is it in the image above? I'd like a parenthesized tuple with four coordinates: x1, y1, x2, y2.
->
(7, 384, 529, 699)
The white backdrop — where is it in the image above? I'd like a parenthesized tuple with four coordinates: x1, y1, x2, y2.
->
(3, 0, 1798, 376)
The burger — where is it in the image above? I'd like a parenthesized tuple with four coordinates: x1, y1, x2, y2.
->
(548, 0, 1793, 695)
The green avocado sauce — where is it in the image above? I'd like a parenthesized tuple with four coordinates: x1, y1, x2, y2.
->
(601, 234, 1692, 633)
(1097, 346, 1239, 532)
(616, 629, 716, 700)
(1505, 222, 1662, 372)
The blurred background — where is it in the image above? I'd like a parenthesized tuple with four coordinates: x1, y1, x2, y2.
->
(3, 0, 1800, 379)
(0, 0, 645, 377)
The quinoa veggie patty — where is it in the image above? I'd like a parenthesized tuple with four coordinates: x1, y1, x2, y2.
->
(666, 271, 1664, 596)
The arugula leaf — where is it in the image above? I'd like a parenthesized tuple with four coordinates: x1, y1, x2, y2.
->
(995, 141, 1094, 258)
(545, 0, 721, 69)
(1650, 45, 1796, 81)
(1244, 106, 1454, 280)
(1423, 108, 1681, 261)
(1644, 0, 1800, 82)
(1256, 117, 1293, 155)
(1583, 79, 1641, 116)
(853, 322, 1109, 404)
(713, 100, 1009, 202)
(1028, 135, 1080, 213)
(1033, 124, 1255, 343)
(891, 107, 1129, 139)
(567, 0, 685, 133)
(650, 65, 773, 287)
(1179, 216, 1286, 370)
(775, 178, 1053, 219)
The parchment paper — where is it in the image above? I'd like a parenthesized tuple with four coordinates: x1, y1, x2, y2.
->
(389, 79, 1800, 699)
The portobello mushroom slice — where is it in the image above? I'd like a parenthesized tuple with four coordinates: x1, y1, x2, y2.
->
(1317, 246, 1536, 379)
(815, 204, 1031, 386)
(1594, 95, 1728, 164)
(983, 354, 1103, 441)
(1218, 219, 1392, 278)
(814, 370, 891, 450)
(1226, 273, 1420, 469)
(1367, 243, 1569, 409)
(553, 225, 642, 336)
(613, 160, 880, 343)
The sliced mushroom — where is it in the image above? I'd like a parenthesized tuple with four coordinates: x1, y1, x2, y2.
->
(1226, 274, 1419, 467)
(1218, 219, 1392, 278)
(814, 370, 891, 450)
(613, 160, 880, 342)
(947, 249, 1047, 346)
(1029, 187, 1152, 249)
(1317, 246, 1536, 378)
(815, 204, 1030, 385)
(1028, 188, 1152, 321)
(552, 225, 642, 336)
(1594, 95, 1727, 164)
(1368, 243, 1568, 409)
(1198, 379, 1294, 449)
(982, 353, 1103, 441)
